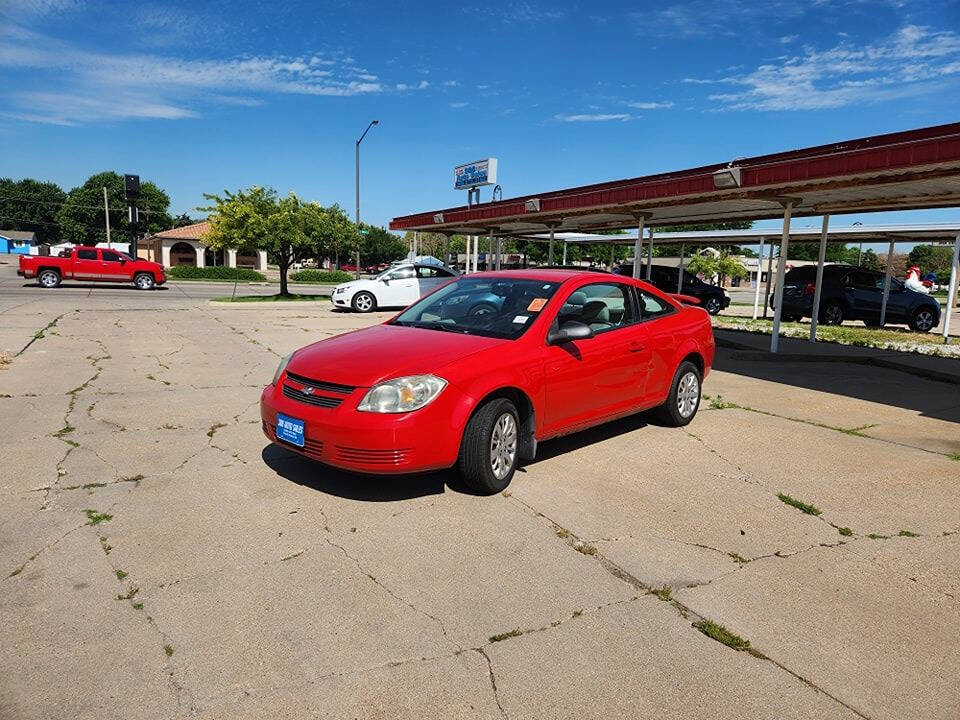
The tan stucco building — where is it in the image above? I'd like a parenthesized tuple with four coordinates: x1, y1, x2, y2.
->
(140, 221, 267, 270)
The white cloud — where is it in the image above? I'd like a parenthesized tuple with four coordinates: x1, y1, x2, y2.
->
(779, 34, 799, 44)
(443, 80, 460, 87)
(698, 25, 960, 111)
(626, 101, 674, 109)
(0, 24, 432, 124)
(450, 101, 469, 108)
(555, 113, 632, 122)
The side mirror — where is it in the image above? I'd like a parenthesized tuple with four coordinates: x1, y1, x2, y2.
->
(380, 277, 390, 284)
(547, 320, 594, 345)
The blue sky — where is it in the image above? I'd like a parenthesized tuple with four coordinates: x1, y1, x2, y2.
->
(2, 0, 959, 237)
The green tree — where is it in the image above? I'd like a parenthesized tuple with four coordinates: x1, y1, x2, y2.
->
(909, 244, 955, 284)
(0, 178, 67, 244)
(173, 212, 195, 227)
(56, 171, 172, 247)
(685, 253, 718, 280)
(361, 225, 406, 265)
(200, 186, 317, 297)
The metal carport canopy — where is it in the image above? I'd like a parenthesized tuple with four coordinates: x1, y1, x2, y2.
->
(389, 122, 960, 235)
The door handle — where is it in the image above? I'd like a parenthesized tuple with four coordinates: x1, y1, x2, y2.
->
(629, 341, 645, 352)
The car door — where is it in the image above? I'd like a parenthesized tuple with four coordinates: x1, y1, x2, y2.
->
(845, 270, 882, 319)
(542, 281, 649, 435)
(414, 265, 449, 298)
(74, 247, 101, 280)
(99, 249, 128, 281)
(378, 266, 418, 306)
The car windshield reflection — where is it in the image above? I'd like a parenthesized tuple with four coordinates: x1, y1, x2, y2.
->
(390, 277, 560, 339)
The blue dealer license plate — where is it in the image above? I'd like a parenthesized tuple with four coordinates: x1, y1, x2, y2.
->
(275, 413, 305, 448)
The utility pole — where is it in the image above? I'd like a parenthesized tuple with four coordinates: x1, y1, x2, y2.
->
(355, 119, 379, 279)
(102, 187, 111, 244)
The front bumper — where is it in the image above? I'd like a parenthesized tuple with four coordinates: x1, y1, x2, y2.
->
(332, 294, 350, 308)
(260, 378, 471, 474)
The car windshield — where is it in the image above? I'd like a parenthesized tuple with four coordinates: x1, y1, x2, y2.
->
(390, 277, 561, 339)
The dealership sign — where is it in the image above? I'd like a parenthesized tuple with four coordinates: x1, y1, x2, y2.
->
(454, 158, 498, 190)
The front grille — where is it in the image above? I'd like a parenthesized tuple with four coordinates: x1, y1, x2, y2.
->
(335, 446, 411, 466)
(284, 372, 355, 395)
(267, 422, 323, 460)
(282, 384, 344, 408)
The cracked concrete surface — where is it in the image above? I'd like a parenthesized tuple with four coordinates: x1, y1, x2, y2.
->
(2, 266, 960, 719)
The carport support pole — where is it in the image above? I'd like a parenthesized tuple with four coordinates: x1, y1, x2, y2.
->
(609, 243, 615, 269)
(809, 214, 830, 341)
(879, 236, 896, 327)
(943, 232, 960, 344)
(562, 241, 567, 266)
(763, 242, 774, 318)
(632, 216, 645, 280)
(548, 227, 555, 266)
(752, 238, 764, 319)
(770, 201, 794, 354)
(473, 234, 479, 273)
(465, 235, 472, 274)
(646, 227, 654, 281)
(678, 244, 685, 293)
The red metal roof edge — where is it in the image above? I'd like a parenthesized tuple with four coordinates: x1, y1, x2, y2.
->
(389, 121, 960, 231)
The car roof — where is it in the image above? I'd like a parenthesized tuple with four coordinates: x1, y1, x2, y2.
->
(462, 269, 613, 282)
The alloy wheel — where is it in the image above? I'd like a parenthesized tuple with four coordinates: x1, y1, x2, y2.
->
(489, 412, 518, 481)
(355, 293, 373, 312)
(39, 271, 58, 288)
(676, 371, 700, 419)
(136, 275, 153, 290)
(825, 305, 843, 325)
(706, 298, 721, 314)
(914, 310, 934, 331)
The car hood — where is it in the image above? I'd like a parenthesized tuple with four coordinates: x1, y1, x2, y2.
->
(285, 323, 508, 387)
(334, 279, 375, 293)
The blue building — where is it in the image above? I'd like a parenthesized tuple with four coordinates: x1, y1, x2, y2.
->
(0, 230, 37, 255)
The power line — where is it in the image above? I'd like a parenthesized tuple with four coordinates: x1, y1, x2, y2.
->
(0, 194, 164, 212)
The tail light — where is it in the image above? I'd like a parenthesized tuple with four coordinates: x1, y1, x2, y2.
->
(803, 283, 816, 295)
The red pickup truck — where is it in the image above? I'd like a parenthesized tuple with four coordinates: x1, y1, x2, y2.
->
(19, 247, 166, 290)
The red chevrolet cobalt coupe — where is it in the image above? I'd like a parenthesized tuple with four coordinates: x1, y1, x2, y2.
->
(261, 270, 714, 494)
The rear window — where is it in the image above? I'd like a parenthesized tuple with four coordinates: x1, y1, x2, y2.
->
(784, 266, 816, 282)
(77, 249, 97, 260)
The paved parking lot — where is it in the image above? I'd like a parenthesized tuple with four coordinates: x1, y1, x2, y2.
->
(2, 264, 959, 719)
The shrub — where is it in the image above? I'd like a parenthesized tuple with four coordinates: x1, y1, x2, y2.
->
(166, 266, 267, 282)
(289, 269, 354, 283)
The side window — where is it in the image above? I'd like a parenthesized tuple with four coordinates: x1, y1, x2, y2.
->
(847, 271, 876, 288)
(557, 283, 635, 333)
(101, 251, 121, 262)
(77, 248, 98, 260)
(389, 267, 415, 280)
(416, 266, 439, 278)
(638, 290, 674, 320)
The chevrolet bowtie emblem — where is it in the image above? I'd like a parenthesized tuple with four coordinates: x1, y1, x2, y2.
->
(302, 386, 315, 395)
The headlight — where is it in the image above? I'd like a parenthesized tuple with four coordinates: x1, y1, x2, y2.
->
(357, 375, 447, 413)
(272, 353, 293, 385)
(335, 287, 346, 294)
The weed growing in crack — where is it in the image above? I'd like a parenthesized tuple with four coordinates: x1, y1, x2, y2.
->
(575, 543, 598, 556)
(115, 569, 128, 580)
(99, 536, 112, 554)
(164, 644, 174, 657)
(207, 422, 227, 438)
(160, 424, 182, 430)
(120, 474, 144, 485)
(84, 509, 113, 526)
(280, 551, 304, 562)
(572, 609, 583, 618)
(555, 528, 570, 539)
(777, 493, 821, 516)
(728, 552, 749, 564)
(867, 533, 890, 540)
(837, 526, 853, 537)
(53, 424, 75, 438)
(132, 602, 144, 611)
(693, 620, 752, 652)
(650, 586, 672, 601)
(709, 395, 739, 410)
(898, 530, 919, 537)
(116, 586, 139, 601)
(489, 629, 523, 643)
(948, 453, 960, 462)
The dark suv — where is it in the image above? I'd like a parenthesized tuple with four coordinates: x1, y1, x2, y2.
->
(615, 263, 730, 315)
(773, 265, 941, 332)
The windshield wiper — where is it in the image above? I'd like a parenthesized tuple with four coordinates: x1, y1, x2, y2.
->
(409, 321, 470, 334)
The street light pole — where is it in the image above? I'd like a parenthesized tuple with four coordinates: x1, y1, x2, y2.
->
(355, 119, 378, 280)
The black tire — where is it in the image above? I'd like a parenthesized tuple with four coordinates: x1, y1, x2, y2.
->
(655, 361, 702, 427)
(704, 296, 723, 315)
(781, 312, 800, 323)
(352, 291, 377, 313)
(909, 307, 937, 333)
(134, 273, 155, 290)
(38, 269, 61, 288)
(821, 303, 844, 326)
(458, 398, 519, 494)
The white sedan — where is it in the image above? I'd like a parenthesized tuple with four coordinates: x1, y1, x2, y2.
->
(331, 263, 460, 312)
